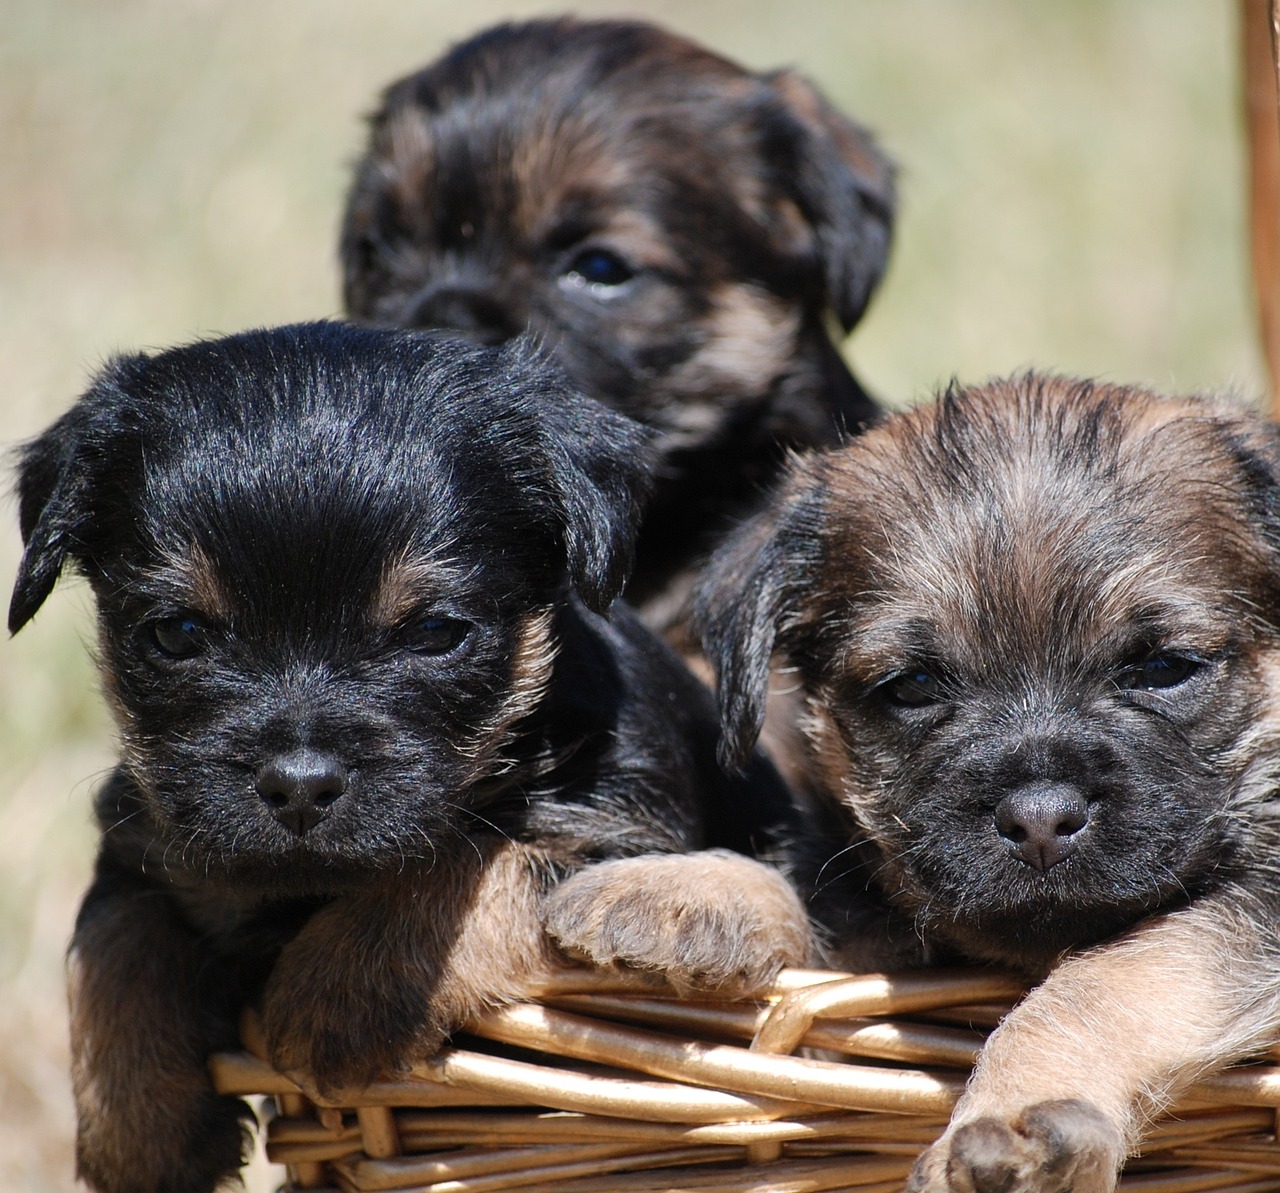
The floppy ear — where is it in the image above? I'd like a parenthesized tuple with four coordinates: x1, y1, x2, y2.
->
(541, 399, 654, 614)
(9, 406, 91, 634)
(517, 353, 655, 615)
(1218, 409, 1280, 608)
(9, 356, 142, 634)
(763, 71, 896, 333)
(692, 463, 825, 772)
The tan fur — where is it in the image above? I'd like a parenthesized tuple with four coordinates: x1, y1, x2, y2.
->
(543, 849, 817, 995)
(459, 608, 558, 775)
(368, 560, 561, 779)
(697, 375, 1280, 1191)
(911, 894, 1280, 1191)
(511, 126, 635, 235)
(384, 108, 436, 216)
(263, 837, 559, 1093)
(663, 286, 801, 447)
(368, 551, 466, 627)
(150, 543, 234, 622)
(768, 71, 894, 200)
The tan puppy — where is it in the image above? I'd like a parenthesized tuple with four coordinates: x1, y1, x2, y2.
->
(696, 373, 1280, 1192)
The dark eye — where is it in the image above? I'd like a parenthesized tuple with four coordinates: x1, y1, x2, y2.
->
(1116, 653, 1201, 691)
(565, 248, 635, 288)
(880, 668, 944, 709)
(403, 616, 472, 656)
(145, 616, 205, 660)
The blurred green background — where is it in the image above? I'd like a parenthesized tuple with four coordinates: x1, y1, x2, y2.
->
(0, 2, 1260, 1189)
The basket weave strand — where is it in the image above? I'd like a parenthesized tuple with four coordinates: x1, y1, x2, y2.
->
(208, 966, 1280, 1192)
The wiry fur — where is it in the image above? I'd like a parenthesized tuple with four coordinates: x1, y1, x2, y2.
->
(340, 17, 893, 622)
(10, 322, 810, 1193)
(694, 373, 1280, 1192)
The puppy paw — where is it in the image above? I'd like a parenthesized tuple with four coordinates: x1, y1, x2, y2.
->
(261, 902, 451, 1093)
(907, 1100, 1123, 1193)
(262, 962, 438, 1094)
(544, 850, 815, 995)
(263, 846, 551, 1092)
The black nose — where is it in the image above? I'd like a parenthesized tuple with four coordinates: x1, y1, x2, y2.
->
(994, 782, 1089, 872)
(405, 285, 519, 344)
(256, 749, 349, 836)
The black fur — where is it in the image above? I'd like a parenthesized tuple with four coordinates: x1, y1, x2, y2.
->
(12, 321, 794, 1193)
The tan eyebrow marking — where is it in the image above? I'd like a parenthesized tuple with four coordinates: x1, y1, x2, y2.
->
(150, 543, 234, 622)
(369, 552, 472, 628)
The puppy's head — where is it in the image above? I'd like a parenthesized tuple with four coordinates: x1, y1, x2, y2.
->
(340, 18, 893, 458)
(697, 374, 1280, 969)
(11, 322, 651, 890)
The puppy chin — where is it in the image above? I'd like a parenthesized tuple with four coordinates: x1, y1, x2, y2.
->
(898, 863, 1184, 971)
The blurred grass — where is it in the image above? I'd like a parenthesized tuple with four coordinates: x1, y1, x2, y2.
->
(0, 2, 1261, 1189)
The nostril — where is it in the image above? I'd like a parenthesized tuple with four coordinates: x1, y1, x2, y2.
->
(1053, 805, 1089, 838)
(994, 782, 1090, 872)
(255, 749, 349, 835)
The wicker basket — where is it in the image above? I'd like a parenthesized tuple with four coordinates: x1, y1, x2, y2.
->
(210, 966, 1280, 1193)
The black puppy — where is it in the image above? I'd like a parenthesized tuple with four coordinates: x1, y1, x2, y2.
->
(10, 322, 812, 1193)
(341, 17, 894, 623)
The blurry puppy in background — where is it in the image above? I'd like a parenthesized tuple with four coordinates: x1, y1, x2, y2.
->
(9, 322, 812, 1193)
(340, 17, 894, 625)
(696, 374, 1280, 1192)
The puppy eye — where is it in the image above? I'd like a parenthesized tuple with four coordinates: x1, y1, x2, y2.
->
(879, 669, 944, 709)
(1116, 653, 1201, 691)
(564, 248, 635, 288)
(403, 616, 472, 656)
(145, 616, 205, 660)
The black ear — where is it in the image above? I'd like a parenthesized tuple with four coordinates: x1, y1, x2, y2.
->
(763, 71, 896, 333)
(512, 347, 655, 614)
(692, 462, 825, 772)
(9, 406, 90, 634)
(9, 356, 141, 634)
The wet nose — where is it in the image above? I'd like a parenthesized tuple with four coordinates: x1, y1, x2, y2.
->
(255, 749, 349, 836)
(994, 782, 1089, 872)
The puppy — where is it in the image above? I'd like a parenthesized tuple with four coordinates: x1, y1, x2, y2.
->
(339, 17, 894, 624)
(10, 322, 812, 1193)
(695, 373, 1280, 1192)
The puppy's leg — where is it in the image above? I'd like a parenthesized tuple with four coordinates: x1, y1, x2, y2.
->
(544, 850, 816, 994)
(908, 889, 1280, 1193)
(262, 838, 556, 1092)
(70, 862, 251, 1193)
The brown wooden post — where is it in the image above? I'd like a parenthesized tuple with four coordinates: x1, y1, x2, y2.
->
(1243, 0, 1280, 417)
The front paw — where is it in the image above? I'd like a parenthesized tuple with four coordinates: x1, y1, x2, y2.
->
(262, 936, 449, 1094)
(262, 976, 436, 1094)
(908, 1100, 1123, 1193)
(544, 850, 815, 995)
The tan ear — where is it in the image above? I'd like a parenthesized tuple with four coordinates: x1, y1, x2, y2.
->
(763, 70, 896, 332)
